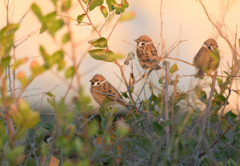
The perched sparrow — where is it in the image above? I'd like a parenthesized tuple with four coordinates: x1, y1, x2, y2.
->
(134, 35, 162, 71)
(193, 38, 220, 79)
(90, 74, 129, 108)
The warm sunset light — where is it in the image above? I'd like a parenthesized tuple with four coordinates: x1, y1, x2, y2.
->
(0, 0, 240, 165)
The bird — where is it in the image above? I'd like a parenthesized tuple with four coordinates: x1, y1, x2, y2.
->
(193, 38, 220, 79)
(90, 74, 129, 108)
(134, 35, 162, 72)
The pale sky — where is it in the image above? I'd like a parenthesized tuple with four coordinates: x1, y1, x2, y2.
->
(0, 0, 239, 113)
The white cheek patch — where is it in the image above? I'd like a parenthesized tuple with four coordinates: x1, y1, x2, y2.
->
(203, 43, 213, 50)
(92, 80, 106, 86)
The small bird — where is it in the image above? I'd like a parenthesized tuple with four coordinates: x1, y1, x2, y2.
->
(134, 35, 162, 71)
(90, 74, 129, 108)
(193, 38, 220, 79)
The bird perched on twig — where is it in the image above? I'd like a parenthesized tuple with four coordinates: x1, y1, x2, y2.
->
(193, 38, 220, 79)
(90, 74, 129, 108)
(134, 35, 162, 74)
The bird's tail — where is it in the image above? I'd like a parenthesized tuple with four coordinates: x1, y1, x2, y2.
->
(195, 69, 204, 79)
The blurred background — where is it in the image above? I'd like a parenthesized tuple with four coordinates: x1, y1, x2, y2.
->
(0, 0, 239, 113)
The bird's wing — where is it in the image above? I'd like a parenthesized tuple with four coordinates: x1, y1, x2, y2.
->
(103, 82, 123, 101)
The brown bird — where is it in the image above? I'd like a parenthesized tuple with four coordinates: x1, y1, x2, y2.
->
(134, 35, 162, 72)
(90, 74, 129, 108)
(193, 38, 220, 79)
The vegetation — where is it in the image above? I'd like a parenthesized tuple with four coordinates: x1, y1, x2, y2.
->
(0, 0, 239, 165)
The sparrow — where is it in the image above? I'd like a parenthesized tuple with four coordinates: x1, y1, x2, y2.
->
(134, 35, 162, 71)
(193, 38, 220, 79)
(90, 74, 129, 108)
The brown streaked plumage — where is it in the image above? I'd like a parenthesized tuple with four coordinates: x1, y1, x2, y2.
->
(134, 35, 161, 71)
(193, 38, 220, 79)
(90, 74, 128, 107)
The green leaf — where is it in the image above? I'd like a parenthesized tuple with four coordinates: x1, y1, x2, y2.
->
(121, 0, 129, 8)
(89, 49, 124, 62)
(65, 66, 75, 78)
(61, 0, 71, 11)
(106, 0, 116, 12)
(113, 4, 125, 14)
(116, 120, 129, 138)
(214, 95, 228, 105)
(31, 4, 43, 21)
(100, 6, 108, 18)
(82, 0, 90, 4)
(12, 58, 28, 71)
(46, 92, 53, 97)
(89, 0, 103, 11)
(88, 37, 107, 48)
(220, 135, 229, 143)
(39, 121, 53, 131)
(39, 23, 47, 34)
(16, 72, 29, 87)
(121, 92, 129, 99)
(125, 113, 143, 124)
(77, 14, 85, 24)
(51, 0, 57, 7)
(1, 56, 11, 70)
(119, 11, 135, 22)
(158, 76, 164, 84)
(170, 63, 179, 74)
(88, 120, 98, 137)
(221, 119, 228, 132)
(62, 33, 70, 44)
(153, 121, 165, 136)
(225, 110, 237, 121)
(196, 87, 207, 103)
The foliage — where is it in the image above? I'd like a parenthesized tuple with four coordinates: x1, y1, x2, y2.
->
(0, 0, 239, 166)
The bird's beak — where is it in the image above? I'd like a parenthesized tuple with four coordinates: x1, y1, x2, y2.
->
(134, 39, 139, 42)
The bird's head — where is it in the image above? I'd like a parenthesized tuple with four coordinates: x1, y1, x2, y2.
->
(134, 35, 152, 47)
(204, 38, 218, 50)
(90, 74, 106, 86)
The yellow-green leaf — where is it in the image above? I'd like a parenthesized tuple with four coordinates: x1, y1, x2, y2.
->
(89, 49, 124, 62)
(88, 37, 107, 48)
(65, 66, 75, 78)
(77, 14, 85, 24)
(100, 6, 108, 18)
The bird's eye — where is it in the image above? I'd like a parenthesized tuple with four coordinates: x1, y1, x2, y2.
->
(91, 82, 94, 86)
(141, 42, 145, 46)
(97, 82, 100, 85)
(207, 45, 212, 50)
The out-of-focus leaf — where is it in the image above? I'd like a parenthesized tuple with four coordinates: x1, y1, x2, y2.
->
(225, 110, 237, 121)
(39, 23, 47, 34)
(12, 58, 28, 71)
(106, 0, 116, 12)
(119, 11, 135, 22)
(214, 95, 228, 105)
(1, 56, 11, 70)
(121, 92, 129, 99)
(51, 0, 57, 7)
(88, 120, 98, 137)
(88, 37, 107, 48)
(16, 72, 29, 87)
(89, 49, 124, 62)
(61, 0, 71, 11)
(62, 33, 70, 44)
(170, 63, 179, 74)
(125, 113, 143, 124)
(89, 0, 103, 11)
(65, 66, 75, 79)
(100, 6, 108, 18)
(121, 0, 129, 8)
(124, 52, 135, 65)
(82, 0, 90, 4)
(233, 89, 240, 96)
(153, 121, 164, 136)
(196, 87, 207, 103)
(77, 14, 85, 24)
(39, 121, 53, 131)
(116, 120, 129, 138)
(113, 4, 125, 14)
(31, 4, 43, 21)
(221, 119, 228, 132)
